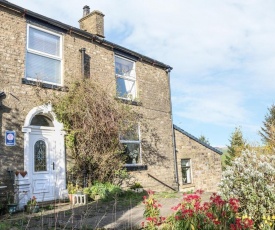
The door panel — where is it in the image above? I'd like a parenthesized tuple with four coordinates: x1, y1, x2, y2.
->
(29, 130, 56, 201)
(33, 179, 50, 193)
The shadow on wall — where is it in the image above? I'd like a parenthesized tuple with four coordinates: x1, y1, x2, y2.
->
(141, 125, 169, 168)
(0, 93, 24, 188)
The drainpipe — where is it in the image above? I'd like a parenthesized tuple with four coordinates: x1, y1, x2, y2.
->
(0, 92, 6, 107)
(79, 48, 86, 79)
(167, 68, 179, 191)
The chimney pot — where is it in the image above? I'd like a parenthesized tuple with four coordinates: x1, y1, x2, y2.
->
(79, 7, 105, 38)
(83, 5, 90, 17)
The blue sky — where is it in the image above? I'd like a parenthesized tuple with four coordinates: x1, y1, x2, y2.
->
(9, 0, 275, 147)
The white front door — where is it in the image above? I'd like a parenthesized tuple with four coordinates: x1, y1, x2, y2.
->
(23, 104, 66, 204)
(29, 128, 56, 201)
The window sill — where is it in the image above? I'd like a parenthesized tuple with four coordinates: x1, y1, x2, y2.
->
(124, 165, 147, 171)
(115, 97, 142, 106)
(181, 183, 195, 188)
(22, 78, 67, 91)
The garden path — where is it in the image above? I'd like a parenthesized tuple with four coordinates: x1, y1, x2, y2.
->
(0, 192, 212, 229)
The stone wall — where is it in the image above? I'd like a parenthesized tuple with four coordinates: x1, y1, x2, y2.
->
(0, 5, 175, 191)
(79, 10, 105, 38)
(174, 128, 222, 192)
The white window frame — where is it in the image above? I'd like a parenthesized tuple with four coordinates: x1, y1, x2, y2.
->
(120, 124, 141, 165)
(181, 159, 192, 184)
(25, 24, 63, 86)
(115, 55, 136, 100)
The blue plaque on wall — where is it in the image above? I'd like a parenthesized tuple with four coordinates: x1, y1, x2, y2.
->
(5, 130, 16, 146)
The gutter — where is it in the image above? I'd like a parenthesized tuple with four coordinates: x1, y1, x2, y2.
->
(0, 91, 6, 107)
(0, 0, 173, 71)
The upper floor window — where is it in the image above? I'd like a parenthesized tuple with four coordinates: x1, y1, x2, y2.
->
(115, 56, 136, 100)
(120, 124, 141, 165)
(26, 25, 62, 85)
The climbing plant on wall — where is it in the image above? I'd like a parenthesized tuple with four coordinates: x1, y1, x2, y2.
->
(53, 79, 138, 184)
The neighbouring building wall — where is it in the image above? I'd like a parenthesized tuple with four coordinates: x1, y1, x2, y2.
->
(0, 4, 175, 191)
(174, 127, 222, 192)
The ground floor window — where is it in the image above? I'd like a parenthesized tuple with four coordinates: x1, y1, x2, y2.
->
(181, 159, 192, 184)
(120, 124, 141, 165)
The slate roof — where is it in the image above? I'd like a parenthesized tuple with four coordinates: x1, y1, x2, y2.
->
(173, 125, 223, 155)
(0, 0, 172, 71)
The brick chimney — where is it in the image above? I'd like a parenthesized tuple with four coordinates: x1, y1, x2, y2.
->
(79, 5, 105, 38)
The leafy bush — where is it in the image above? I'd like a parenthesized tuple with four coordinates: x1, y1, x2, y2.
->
(130, 182, 143, 189)
(219, 150, 275, 228)
(67, 182, 82, 194)
(83, 181, 123, 200)
(142, 190, 253, 229)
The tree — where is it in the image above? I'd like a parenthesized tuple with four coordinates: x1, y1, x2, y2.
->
(53, 79, 137, 185)
(224, 127, 246, 167)
(198, 135, 210, 145)
(259, 104, 275, 151)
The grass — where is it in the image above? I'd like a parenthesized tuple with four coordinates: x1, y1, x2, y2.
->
(154, 191, 178, 199)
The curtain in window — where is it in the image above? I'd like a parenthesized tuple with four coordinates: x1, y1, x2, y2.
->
(29, 27, 60, 56)
(26, 26, 61, 85)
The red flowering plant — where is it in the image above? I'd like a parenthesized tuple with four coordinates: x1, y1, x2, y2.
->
(142, 190, 166, 230)
(142, 190, 254, 230)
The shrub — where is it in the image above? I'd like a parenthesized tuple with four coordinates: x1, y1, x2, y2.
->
(83, 181, 123, 200)
(142, 190, 253, 230)
(219, 150, 275, 228)
(67, 182, 82, 194)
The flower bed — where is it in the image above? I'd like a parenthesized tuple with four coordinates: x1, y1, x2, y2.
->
(142, 190, 259, 230)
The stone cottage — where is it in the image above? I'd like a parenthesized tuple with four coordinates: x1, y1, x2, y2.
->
(0, 0, 222, 209)
(0, 0, 176, 207)
(174, 125, 223, 192)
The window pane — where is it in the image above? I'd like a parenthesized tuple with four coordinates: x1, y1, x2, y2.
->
(31, 115, 54, 127)
(26, 52, 61, 84)
(181, 159, 191, 184)
(181, 159, 190, 167)
(182, 167, 191, 184)
(34, 140, 47, 172)
(123, 143, 140, 164)
(120, 124, 139, 141)
(115, 56, 134, 77)
(29, 27, 60, 56)
(116, 78, 135, 99)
